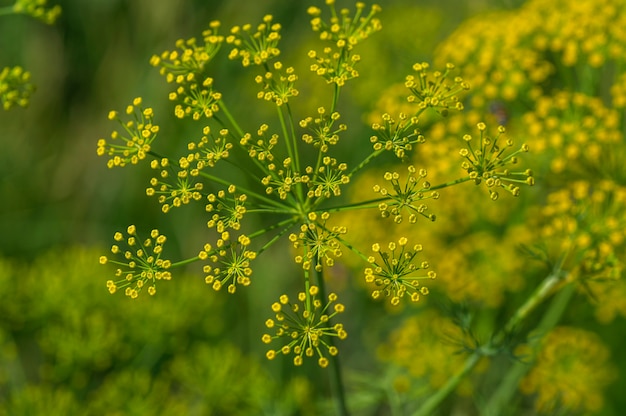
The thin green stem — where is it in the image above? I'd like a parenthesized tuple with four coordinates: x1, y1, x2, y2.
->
(216, 100, 245, 137)
(481, 282, 575, 416)
(315, 265, 350, 416)
(411, 271, 566, 416)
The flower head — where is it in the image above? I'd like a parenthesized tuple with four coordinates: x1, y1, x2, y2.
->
(289, 212, 345, 272)
(365, 238, 435, 305)
(519, 326, 616, 414)
(13, 0, 61, 24)
(199, 233, 256, 294)
(0, 66, 35, 110)
(100, 226, 172, 298)
(459, 122, 534, 200)
(370, 112, 424, 160)
(262, 286, 347, 368)
(255, 61, 299, 106)
(146, 157, 203, 213)
(373, 165, 438, 223)
(307, 2, 381, 85)
(96, 97, 159, 168)
(227, 15, 281, 67)
(405, 62, 469, 115)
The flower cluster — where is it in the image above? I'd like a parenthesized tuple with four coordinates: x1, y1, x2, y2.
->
(364, 237, 435, 305)
(96, 97, 159, 168)
(146, 157, 203, 213)
(289, 212, 345, 272)
(226, 15, 281, 67)
(405, 63, 469, 115)
(100, 226, 172, 299)
(0, 66, 34, 110)
(198, 234, 256, 293)
(519, 326, 616, 414)
(255, 61, 298, 106)
(307, 1, 382, 85)
(459, 122, 534, 200)
(149, 21, 224, 81)
(370, 113, 424, 160)
(373, 165, 438, 223)
(262, 286, 347, 368)
(521, 91, 622, 178)
(537, 180, 626, 282)
(12, 0, 61, 24)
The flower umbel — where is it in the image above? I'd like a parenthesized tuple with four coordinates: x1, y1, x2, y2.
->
(227, 15, 281, 67)
(96, 97, 159, 168)
(262, 285, 347, 368)
(374, 165, 439, 223)
(199, 233, 256, 293)
(365, 238, 435, 305)
(13, 0, 61, 24)
(405, 62, 469, 115)
(460, 122, 534, 200)
(100, 225, 172, 298)
(0, 66, 35, 110)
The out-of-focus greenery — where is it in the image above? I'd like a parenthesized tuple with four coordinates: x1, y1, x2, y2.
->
(2, 0, 625, 415)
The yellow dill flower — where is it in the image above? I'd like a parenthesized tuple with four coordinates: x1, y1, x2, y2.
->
(96, 98, 159, 168)
(369, 112, 424, 160)
(290, 212, 345, 272)
(405, 62, 469, 116)
(536, 180, 626, 282)
(262, 286, 347, 368)
(100, 226, 172, 298)
(255, 61, 299, 106)
(373, 165, 438, 223)
(519, 326, 616, 414)
(0, 66, 35, 110)
(364, 237, 435, 305)
(12, 0, 61, 24)
(146, 158, 203, 213)
(226, 15, 281, 67)
(307, 1, 381, 85)
(200, 234, 256, 293)
(459, 122, 534, 200)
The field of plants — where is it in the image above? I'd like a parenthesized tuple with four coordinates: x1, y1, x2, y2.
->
(1, 0, 625, 414)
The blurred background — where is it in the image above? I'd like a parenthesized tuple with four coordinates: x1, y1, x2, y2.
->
(1, 0, 623, 415)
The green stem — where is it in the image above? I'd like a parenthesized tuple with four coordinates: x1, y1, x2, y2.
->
(411, 271, 565, 416)
(216, 100, 245, 137)
(315, 265, 350, 416)
(481, 282, 575, 416)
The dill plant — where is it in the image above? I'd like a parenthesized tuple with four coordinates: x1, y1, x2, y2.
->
(96, 1, 536, 413)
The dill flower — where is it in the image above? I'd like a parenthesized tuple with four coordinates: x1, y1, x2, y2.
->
(405, 62, 469, 116)
(538, 180, 626, 282)
(519, 326, 616, 414)
(459, 122, 534, 200)
(373, 165, 438, 223)
(150, 21, 224, 80)
(12, 0, 61, 24)
(255, 61, 299, 106)
(307, 1, 382, 85)
(226, 15, 281, 67)
(369, 112, 424, 160)
(100, 225, 172, 299)
(188, 126, 233, 168)
(199, 233, 256, 293)
(262, 286, 347, 368)
(364, 237, 435, 305)
(0, 66, 35, 110)
(146, 157, 203, 213)
(96, 97, 159, 168)
(289, 212, 345, 272)
(300, 107, 346, 153)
